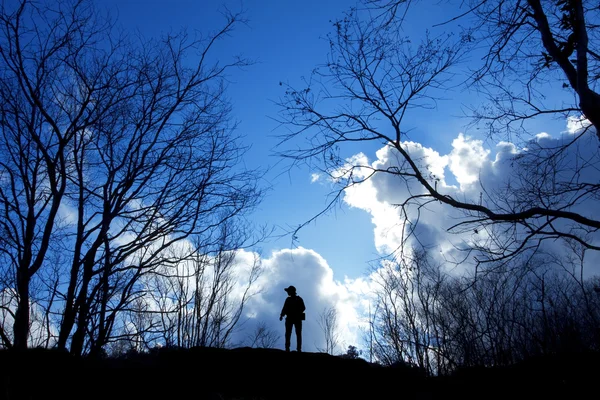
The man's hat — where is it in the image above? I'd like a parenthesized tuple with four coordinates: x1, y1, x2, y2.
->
(284, 286, 296, 294)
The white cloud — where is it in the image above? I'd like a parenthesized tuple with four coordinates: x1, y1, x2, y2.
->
(337, 118, 600, 275)
(566, 115, 592, 134)
(448, 133, 490, 188)
(310, 173, 321, 183)
(232, 247, 373, 353)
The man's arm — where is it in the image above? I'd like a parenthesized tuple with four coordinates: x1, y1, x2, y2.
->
(280, 298, 289, 320)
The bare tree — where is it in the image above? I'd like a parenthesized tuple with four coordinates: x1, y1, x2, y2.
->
(0, 0, 264, 353)
(276, 0, 600, 269)
(246, 320, 280, 349)
(369, 247, 600, 374)
(317, 305, 339, 354)
(140, 223, 262, 350)
(366, 0, 600, 134)
(0, 0, 105, 350)
(369, 248, 444, 374)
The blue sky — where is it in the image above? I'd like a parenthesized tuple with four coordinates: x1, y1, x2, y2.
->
(92, 0, 599, 352)
(100, 0, 574, 280)
(101, 0, 386, 279)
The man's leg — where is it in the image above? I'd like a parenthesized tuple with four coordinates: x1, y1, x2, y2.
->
(295, 320, 302, 352)
(284, 319, 293, 351)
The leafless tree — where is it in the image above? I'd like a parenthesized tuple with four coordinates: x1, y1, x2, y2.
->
(369, 248, 445, 374)
(246, 320, 280, 349)
(141, 223, 262, 350)
(276, 0, 600, 269)
(0, 0, 103, 350)
(108, 296, 159, 353)
(366, 0, 600, 134)
(369, 246, 600, 374)
(0, 0, 264, 353)
(317, 305, 339, 354)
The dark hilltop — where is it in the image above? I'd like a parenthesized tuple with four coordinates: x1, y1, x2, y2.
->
(1, 346, 598, 400)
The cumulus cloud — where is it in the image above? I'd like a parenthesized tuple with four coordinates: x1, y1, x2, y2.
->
(448, 134, 490, 188)
(310, 173, 321, 183)
(566, 115, 592, 134)
(231, 247, 373, 353)
(338, 118, 600, 275)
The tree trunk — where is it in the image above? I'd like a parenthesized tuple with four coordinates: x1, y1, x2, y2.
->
(57, 263, 81, 350)
(13, 269, 30, 350)
(579, 89, 600, 140)
(69, 287, 91, 356)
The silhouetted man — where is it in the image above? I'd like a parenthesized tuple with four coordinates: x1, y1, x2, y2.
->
(279, 285, 306, 352)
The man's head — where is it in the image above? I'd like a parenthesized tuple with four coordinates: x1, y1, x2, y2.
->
(284, 286, 296, 296)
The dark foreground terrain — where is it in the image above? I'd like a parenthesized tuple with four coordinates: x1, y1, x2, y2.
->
(1, 347, 598, 400)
